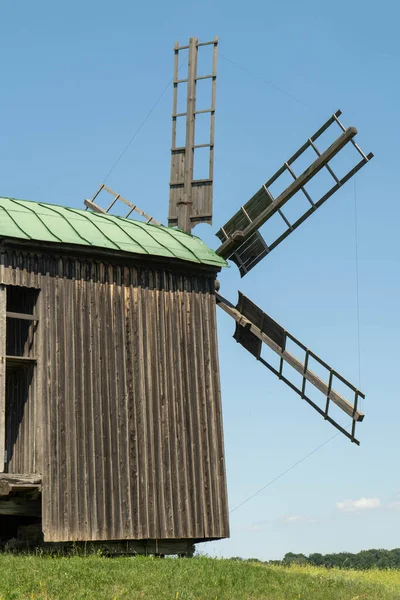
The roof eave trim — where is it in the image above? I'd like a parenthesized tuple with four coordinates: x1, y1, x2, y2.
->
(0, 237, 224, 275)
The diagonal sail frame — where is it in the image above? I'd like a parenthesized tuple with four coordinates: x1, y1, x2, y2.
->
(216, 110, 373, 277)
(216, 291, 365, 445)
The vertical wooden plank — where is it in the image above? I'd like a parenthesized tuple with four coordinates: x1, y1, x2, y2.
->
(118, 268, 132, 537)
(0, 286, 6, 473)
(157, 271, 174, 538)
(42, 273, 53, 541)
(75, 261, 90, 541)
(142, 271, 157, 539)
(151, 270, 166, 539)
(139, 276, 152, 538)
(51, 270, 61, 537)
(123, 280, 135, 537)
(164, 273, 180, 537)
(174, 273, 192, 537)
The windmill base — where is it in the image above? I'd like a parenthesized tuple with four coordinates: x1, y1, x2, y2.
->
(1, 524, 196, 557)
(0, 475, 214, 556)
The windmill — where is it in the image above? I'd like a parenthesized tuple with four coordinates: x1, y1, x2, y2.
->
(85, 36, 373, 446)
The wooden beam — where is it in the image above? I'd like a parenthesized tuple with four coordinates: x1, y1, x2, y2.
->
(217, 295, 364, 422)
(0, 474, 42, 497)
(83, 199, 107, 214)
(6, 311, 39, 322)
(216, 127, 358, 258)
(0, 474, 42, 484)
(0, 481, 41, 497)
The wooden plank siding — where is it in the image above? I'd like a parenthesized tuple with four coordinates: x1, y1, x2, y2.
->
(0, 246, 229, 543)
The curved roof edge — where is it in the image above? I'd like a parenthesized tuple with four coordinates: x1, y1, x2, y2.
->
(0, 197, 227, 269)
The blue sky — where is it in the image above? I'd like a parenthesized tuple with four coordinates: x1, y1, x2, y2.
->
(1, 0, 399, 560)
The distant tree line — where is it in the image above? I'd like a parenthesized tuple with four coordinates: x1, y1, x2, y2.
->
(229, 548, 400, 570)
(279, 549, 400, 569)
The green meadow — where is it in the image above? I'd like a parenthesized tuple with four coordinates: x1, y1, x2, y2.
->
(0, 554, 399, 599)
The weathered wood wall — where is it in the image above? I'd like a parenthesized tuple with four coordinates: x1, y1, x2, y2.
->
(0, 246, 229, 543)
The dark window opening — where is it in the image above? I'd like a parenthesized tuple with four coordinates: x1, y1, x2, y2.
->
(7, 287, 38, 315)
(6, 287, 39, 359)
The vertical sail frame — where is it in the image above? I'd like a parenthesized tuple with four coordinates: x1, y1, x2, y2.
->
(169, 36, 219, 232)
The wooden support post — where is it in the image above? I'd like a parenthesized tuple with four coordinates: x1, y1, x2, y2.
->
(177, 36, 198, 233)
(0, 286, 6, 473)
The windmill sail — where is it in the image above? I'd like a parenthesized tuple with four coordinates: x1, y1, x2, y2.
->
(84, 184, 161, 225)
(169, 37, 218, 232)
(216, 291, 365, 444)
(216, 110, 373, 276)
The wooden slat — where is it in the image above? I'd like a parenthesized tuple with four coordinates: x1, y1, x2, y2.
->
(6, 356, 37, 366)
(0, 286, 6, 472)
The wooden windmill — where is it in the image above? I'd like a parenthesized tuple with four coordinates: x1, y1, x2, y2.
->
(0, 35, 373, 555)
(86, 36, 373, 446)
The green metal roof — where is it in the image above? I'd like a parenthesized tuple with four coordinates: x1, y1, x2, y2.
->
(0, 197, 227, 269)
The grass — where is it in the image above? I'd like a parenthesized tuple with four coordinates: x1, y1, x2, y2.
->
(0, 554, 398, 599)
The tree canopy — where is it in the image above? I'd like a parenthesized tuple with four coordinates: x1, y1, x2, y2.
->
(229, 548, 400, 569)
(279, 549, 400, 570)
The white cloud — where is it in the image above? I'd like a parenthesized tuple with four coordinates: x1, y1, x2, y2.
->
(388, 501, 400, 511)
(280, 515, 315, 524)
(336, 497, 381, 513)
